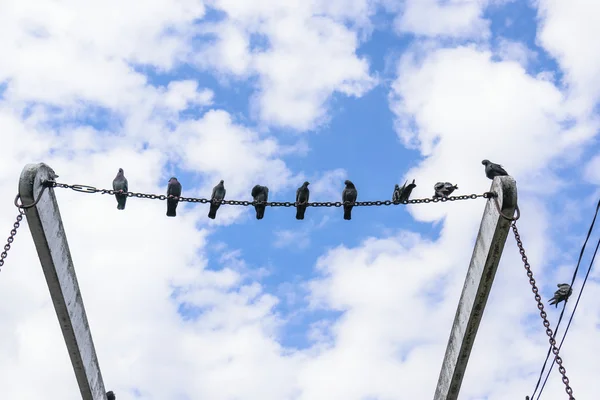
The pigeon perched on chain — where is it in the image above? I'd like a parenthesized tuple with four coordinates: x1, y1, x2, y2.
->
(548, 283, 572, 308)
(342, 180, 358, 220)
(106, 391, 116, 400)
(166, 177, 182, 217)
(208, 180, 226, 219)
(481, 159, 509, 179)
(296, 181, 310, 220)
(251, 185, 269, 220)
(112, 168, 128, 210)
(433, 182, 458, 199)
(392, 184, 402, 203)
(399, 179, 417, 202)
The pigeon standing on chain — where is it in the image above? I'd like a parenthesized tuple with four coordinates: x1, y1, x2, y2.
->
(392, 183, 402, 204)
(433, 182, 458, 198)
(342, 180, 358, 220)
(399, 179, 416, 202)
(107, 391, 116, 400)
(166, 177, 182, 217)
(208, 180, 226, 219)
(548, 283, 572, 308)
(295, 181, 310, 220)
(112, 168, 128, 210)
(481, 159, 509, 179)
(251, 185, 269, 220)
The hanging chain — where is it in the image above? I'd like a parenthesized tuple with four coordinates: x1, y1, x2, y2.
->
(1, 180, 56, 273)
(50, 182, 495, 207)
(0, 210, 25, 273)
(512, 222, 574, 400)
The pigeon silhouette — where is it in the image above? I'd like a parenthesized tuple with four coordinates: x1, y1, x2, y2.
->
(548, 283, 572, 308)
(208, 180, 226, 219)
(399, 179, 417, 202)
(251, 185, 269, 220)
(296, 181, 310, 220)
(342, 180, 358, 220)
(482, 159, 509, 179)
(433, 182, 458, 198)
(112, 168, 128, 210)
(166, 177, 182, 217)
(392, 183, 402, 204)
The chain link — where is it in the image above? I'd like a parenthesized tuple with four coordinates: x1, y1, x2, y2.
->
(0, 210, 25, 273)
(52, 182, 494, 207)
(512, 222, 574, 400)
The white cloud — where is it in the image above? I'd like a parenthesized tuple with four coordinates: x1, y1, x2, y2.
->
(161, 81, 214, 111)
(274, 229, 311, 250)
(0, 0, 206, 109)
(393, 0, 492, 39)
(495, 37, 537, 68)
(389, 45, 597, 222)
(584, 154, 600, 184)
(196, 0, 378, 130)
(536, 0, 600, 113)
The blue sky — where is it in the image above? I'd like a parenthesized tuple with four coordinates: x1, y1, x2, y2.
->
(0, 0, 600, 399)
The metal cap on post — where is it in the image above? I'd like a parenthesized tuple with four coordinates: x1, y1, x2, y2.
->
(434, 175, 517, 400)
(19, 163, 107, 400)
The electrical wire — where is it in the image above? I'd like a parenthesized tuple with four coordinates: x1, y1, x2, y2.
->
(529, 197, 600, 399)
(536, 232, 600, 399)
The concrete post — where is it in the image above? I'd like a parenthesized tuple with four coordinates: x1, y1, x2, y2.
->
(19, 163, 107, 400)
(434, 175, 517, 400)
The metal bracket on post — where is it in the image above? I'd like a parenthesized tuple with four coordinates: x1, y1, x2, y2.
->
(434, 175, 518, 400)
(19, 163, 107, 400)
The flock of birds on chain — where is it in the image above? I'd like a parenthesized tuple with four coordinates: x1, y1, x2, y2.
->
(109, 159, 509, 220)
(111, 158, 573, 307)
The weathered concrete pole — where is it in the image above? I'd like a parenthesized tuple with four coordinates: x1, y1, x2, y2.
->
(19, 163, 107, 400)
(434, 175, 517, 400)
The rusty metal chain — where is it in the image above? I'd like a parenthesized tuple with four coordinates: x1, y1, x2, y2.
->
(0, 210, 25, 273)
(51, 182, 495, 207)
(512, 222, 574, 400)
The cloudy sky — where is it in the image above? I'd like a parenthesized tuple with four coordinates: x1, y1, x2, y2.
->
(1, 0, 599, 399)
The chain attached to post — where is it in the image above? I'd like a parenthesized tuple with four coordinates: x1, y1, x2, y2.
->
(0, 210, 25, 273)
(1, 180, 55, 273)
(512, 222, 574, 400)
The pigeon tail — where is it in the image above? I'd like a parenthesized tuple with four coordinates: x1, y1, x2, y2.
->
(166, 198, 178, 217)
(343, 206, 352, 220)
(115, 194, 127, 210)
(208, 203, 220, 219)
(256, 206, 265, 220)
(296, 205, 306, 220)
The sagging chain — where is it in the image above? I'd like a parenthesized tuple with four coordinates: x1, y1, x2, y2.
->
(512, 222, 574, 400)
(50, 182, 495, 207)
(0, 210, 25, 273)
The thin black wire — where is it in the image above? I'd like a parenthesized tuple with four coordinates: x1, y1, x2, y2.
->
(536, 232, 600, 399)
(530, 197, 600, 399)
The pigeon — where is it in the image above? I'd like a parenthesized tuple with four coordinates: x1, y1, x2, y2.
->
(296, 181, 310, 220)
(399, 179, 417, 202)
(107, 391, 116, 400)
(392, 184, 402, 204)
(548, 283, 572, 308)
(481, 159, 509, 180)
(342, 180, 358, 220)
(166, 177, 182, 217)
(208, 180, 226, 219)
(251, 185, 269, 220)
(433, 182, 458, 199)
(112, 168, 128, 210)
